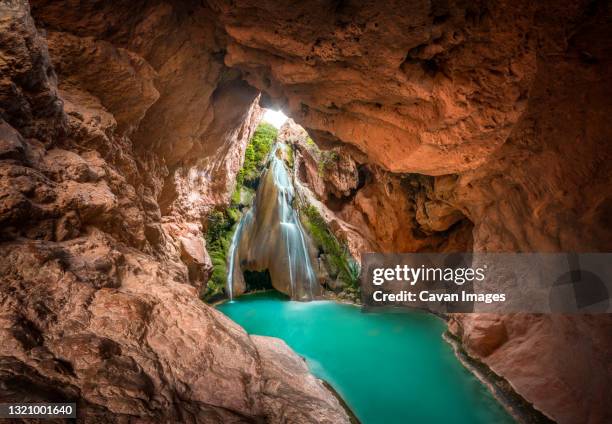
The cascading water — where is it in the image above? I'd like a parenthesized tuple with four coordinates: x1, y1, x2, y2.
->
(226, 144, 318, 300)
(226, 210, 250, 301)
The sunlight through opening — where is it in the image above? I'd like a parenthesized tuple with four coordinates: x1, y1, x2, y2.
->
(262, 108, 288, 129)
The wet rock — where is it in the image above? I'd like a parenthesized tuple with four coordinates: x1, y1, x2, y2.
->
(252, 335, 351, 424)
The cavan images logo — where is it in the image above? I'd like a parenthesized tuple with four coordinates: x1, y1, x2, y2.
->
(362, 253, 612, 314)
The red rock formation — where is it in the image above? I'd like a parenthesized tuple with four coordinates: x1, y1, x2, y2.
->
(0, 1, 349, 422)
(210, 1, 612, 422)
(443, 6, 612, 420)
(286, 119, 473, 256)
(251, 335, 352, 423)
(211, 0, 537, 175)
(1, 0, 611, 423)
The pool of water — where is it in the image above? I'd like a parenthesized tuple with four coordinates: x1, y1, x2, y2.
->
(217, 291, 515, 424)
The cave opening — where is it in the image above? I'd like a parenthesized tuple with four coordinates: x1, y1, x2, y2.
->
(262, 108, 288, 129)
(243, 269, 274, 292)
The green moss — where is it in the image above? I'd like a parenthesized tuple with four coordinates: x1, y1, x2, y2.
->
(237, 122, 277, 187)
(301, 204, 360, 293)
(317, 150, 340, 176)
(285, 144, 294, 169)
(202, 209, 239, 301)
(207, 240, 230, 299)
(231, 186, 241, 205)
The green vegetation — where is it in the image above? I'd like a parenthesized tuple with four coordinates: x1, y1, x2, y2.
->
(317, 150, 339, 176)
(302, 135, 339, 176)
(202, 122, 278, 302)
(285, 144, 294, 169)
(301, 204, 360, 294)
(203, 209, 238, 301)
(236, 122, 277, 187)
(230, 186, 241, 205)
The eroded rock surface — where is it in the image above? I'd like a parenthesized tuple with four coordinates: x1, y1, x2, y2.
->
(218, 2, 612, 422)
(251, 336, 351, 424)
(0, 1, 348, 422)
(286, 119, 473, 257)
(212, 0, 537, 175)
(1, 0, 611, 423)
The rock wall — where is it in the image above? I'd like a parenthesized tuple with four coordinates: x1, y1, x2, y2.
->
(210, 0, 537, 175)
(0, 1, 349, 422)
(210, 1, 612, 423)
(1, 0, 611, 423)
(445, 4, 612, 420)
(285, 119, 473, 257)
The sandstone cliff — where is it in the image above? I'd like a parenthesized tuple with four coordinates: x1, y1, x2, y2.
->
(1, 0, 611, 423)
(210, 1, 612, 422)
(0, 1, 349, 422)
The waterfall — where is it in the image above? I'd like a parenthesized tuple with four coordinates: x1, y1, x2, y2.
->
(271, 146, 317, 299)
(226, 209, 249, 300)
(226, 144, 319, 300)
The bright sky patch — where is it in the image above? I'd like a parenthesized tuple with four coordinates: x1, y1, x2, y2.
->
(262, 108, 288, 129)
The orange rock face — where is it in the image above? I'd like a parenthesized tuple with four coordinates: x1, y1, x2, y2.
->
(0, 1, 349, 421)
(209, 2, 612, 422)
(212, 0, 537, 175)
(288, 119, 473, 256)
(1, 0, 611, 423)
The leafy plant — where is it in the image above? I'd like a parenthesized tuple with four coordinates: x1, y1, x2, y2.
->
(231, 186, 242, 205)
(202, 208, 239, 301)
(344, 257, 361, 292)
(207, 238, 230, 298)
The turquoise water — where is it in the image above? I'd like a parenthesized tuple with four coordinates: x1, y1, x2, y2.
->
(218, 292, 514, 424)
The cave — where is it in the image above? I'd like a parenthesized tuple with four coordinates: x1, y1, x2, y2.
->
(0, 0, 611, 423)
(243, 269, 274, 292)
